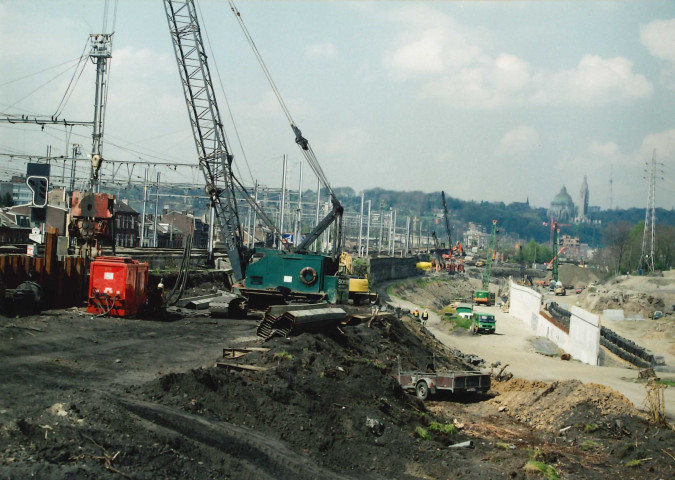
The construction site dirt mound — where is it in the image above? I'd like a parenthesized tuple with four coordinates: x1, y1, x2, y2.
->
(2, 290, 674, 479)
(556, 264, 603, 287)
(387, 275, 475, 310)
(489, 378, 642, 432)
(577, 270, 675, 319)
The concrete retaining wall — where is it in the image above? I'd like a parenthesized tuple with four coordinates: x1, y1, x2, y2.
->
(510, 282, 600, 366)
(568, 306, 600, 365)
(369, 256, 422, 285)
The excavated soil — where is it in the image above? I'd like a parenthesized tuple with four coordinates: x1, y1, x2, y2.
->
(1, 275, 674, 479)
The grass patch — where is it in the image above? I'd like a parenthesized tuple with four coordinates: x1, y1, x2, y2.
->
(581, 440, 602, 451)
(625, 459, 643, 468)
(523, 460, 559, 480)
(583, 423, 599, 433)
(495, 442, 512, 450)
(415, 426, 431, 441)
(372, 360, 387, 371)
(428, 422, 457, 435)
(444, 315, 472, 331)
(656, 378, 675, 387)
(274, 351, 293, 362)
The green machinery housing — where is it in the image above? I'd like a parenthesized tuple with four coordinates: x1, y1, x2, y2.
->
(236, 249, 349, 308)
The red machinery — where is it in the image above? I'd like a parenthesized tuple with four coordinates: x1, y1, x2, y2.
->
(68, 191, 115, 258)
(87, 256, 148, 317)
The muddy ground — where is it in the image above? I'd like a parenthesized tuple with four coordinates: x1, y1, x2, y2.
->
(1, 274, 674, 479)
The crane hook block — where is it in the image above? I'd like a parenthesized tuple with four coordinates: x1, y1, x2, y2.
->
(292, 125, 309, 151)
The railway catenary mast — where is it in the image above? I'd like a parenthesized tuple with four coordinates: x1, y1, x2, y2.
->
(441, 191, 451, 250)
(163, 0, 282, 278)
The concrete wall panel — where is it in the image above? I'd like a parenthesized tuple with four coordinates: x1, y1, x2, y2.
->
(510, 282, 599, 366)
(569, 306, 600, 366)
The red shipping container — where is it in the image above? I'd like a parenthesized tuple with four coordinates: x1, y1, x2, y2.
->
(88, 256, 148, 317)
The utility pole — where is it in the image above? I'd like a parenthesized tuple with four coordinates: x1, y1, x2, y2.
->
(295, 159, 303, 247)
(315, 178, 321, 252)
(153, 172, 160, 248)
(365, 199, 371, 257)
(88, 33, 112, 192)
(358, 192, 364, 257)
(389, 209, 395, 256)
(279, 154, 287, 249)
(69, 143, 81, 193)
(405, 216, 410, 257)
(249, 180, 258, 248)
(378, 202, 384, 255)
(140, 166, 148, 247)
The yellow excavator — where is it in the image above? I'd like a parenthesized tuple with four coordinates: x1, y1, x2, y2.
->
(339, 252, 379, 305)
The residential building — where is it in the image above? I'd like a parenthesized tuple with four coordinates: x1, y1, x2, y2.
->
(463, 222, 488, 249)
(160, 211, 209, 249)
(0, 210, 31, 244)
(115, 200, 140, 247)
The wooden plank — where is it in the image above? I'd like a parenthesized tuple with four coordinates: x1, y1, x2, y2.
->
(222, 347, 270, 359)
(216, 362, 267, 372)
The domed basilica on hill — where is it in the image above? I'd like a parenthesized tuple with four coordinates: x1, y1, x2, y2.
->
(547, 176, 590, 224)
(547, 185, 575, 223)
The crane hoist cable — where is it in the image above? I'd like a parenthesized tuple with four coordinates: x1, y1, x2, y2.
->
(227, 0, 343, 257)
(227, 0, 336, 203)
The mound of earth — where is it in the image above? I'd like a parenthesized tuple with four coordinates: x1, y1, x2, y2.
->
(488, 378, 642, 432)
(387, 276, 475, 311)
(2, 296, 674, 479)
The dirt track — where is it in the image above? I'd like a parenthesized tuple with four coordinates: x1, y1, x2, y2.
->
(1, 277, 674, 479)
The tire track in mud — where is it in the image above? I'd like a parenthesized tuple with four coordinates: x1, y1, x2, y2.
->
(112, 394, 358, 480)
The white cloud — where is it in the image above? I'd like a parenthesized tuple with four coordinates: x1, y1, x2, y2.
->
(384, 29, 447, 77)
(639, 128, 675, 160)
(640, 18, 675, 90)
(539, 55, 653, 105)
(497, 126, 539, 156)
(383, 7, 652, 108)
(305, 42, 337, 60)
(640, 18, 675, 63)
(588, 141, 621, 158)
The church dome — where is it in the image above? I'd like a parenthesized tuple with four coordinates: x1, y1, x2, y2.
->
(552, 186, 574, 207)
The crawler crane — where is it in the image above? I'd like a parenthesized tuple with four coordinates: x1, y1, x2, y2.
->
(163, 0, 350, 313)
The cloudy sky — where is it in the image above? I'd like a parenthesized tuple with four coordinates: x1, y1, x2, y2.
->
(1, 1, 675, 210)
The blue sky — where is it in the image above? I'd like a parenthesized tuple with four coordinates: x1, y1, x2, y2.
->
(1, 1, 675, 210)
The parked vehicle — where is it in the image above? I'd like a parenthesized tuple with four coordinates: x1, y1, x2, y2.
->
(554, 281, 566, 296)
(397, 356, 490, 400)
(470, 312, 496, 334)
(455, 302, 473, 319)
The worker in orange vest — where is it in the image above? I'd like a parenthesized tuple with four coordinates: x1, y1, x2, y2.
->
(412, 308, 420, 320)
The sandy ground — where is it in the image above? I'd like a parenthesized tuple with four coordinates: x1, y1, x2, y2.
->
(390, 294, 675, 421)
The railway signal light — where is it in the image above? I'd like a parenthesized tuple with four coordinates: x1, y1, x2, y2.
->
(26, 175, 49, 208)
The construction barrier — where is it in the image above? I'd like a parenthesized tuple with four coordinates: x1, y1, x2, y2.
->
(509, 282, 600, 365)
(0, 233, 88, 309)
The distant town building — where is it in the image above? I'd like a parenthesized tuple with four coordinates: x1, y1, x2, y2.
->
(547, 186, 575, 223)
(160, 211, 209, 249)
(115, 200, 140, 247)
(0, 210, 30, 244)
(560, 234, 581, 258)
(463, 222, 488, 249)
(2, 176, 33, 205)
